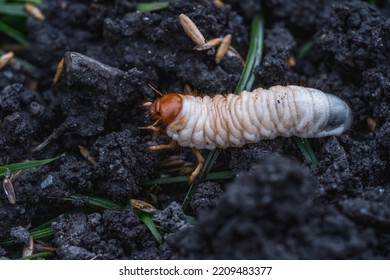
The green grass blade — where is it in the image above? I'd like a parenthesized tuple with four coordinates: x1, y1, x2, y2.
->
(17, 251, 54, 260)
(0, 20, 29, 46)
(235, 13, 264, 92)
(0, 227, 54, 247)
(293, 137, 318, 167)
(143, 171, 234, 185)
(205, 170, 233, 180)
(185, 215, 197, 225)
(181, 13, 265, 212)
(181, 150, 219, 210)
(137, 2, 169, 12)
(0, 4, 26, 16)
(0, 156, 60, 176)
(297, 41, 313, 61)
(137, 211, 162, 244)
(143, 175, 190, 185)
(29, 220, 54, 232)
(30, 227, 54, 241)
(0, 239, 15, 246)
(66, 194, 162, 243)
(203, 149, 221, 174)
(11, 0, 42, 4)
(66, 194, 122, 209)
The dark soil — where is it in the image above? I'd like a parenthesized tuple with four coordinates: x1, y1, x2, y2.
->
(0, 0, 389, 259)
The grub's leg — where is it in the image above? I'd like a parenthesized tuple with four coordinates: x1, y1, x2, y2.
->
(139, 119, 161, 132)
(139, 125, 161, 132)
(147, 141, 177, 151)
(189, 148, 205, 184)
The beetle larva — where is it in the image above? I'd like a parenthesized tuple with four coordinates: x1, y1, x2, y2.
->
(146, 85, 352, 150)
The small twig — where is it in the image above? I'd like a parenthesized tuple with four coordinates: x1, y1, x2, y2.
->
(31, 122, 70, 153)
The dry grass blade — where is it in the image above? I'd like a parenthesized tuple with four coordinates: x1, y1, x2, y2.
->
(3, 176, 16, 204)
(24, 3, 45, 20)
(79, 145, 97, 165)
(215, 34, 231, 64)
(53, 57, 64, 84)
(0, 51, 14, 69)
(179, 13, 206, 47)
(130, 199, 157, 215)
(22, 236, 34, 257)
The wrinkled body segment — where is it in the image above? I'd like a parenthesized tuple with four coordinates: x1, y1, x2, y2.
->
(165, 85, 352, 149)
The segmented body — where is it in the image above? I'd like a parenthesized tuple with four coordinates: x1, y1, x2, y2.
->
(164, 85, 352, 149)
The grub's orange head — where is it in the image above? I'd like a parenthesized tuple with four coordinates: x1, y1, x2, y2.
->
(149, 93, 183, 125)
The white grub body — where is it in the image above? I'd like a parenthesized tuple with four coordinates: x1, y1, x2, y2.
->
(166, 85, 352, 149)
